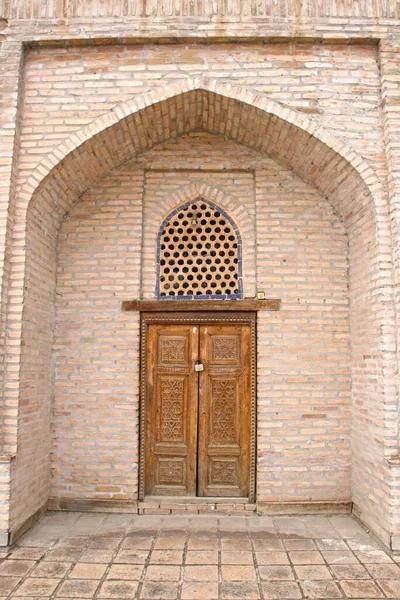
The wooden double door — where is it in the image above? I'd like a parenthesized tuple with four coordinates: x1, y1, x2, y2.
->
(144, 320, 252, 498)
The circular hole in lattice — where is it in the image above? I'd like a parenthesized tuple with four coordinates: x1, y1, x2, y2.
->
(158, 199, 241, 298)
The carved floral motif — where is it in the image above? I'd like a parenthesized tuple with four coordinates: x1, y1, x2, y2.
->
(212, 379, 236, 443)
(160, 379, 184, 441)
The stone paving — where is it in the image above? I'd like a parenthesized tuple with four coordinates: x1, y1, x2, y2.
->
(0, 512, 399, 599)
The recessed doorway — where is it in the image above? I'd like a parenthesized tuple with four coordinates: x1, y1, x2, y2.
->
(139, 312, 256, 502)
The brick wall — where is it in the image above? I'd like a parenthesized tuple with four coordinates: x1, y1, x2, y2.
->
(51, 164, 144, 504)
(19, 42, 384, 188)
(0, 26, 397, 549)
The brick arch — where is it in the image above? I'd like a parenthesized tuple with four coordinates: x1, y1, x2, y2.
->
(140, 182, 256, 300)
(2, 79, 398, 546)
(20, 78, 384, 217)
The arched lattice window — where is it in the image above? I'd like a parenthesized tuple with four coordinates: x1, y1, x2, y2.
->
(156, 198, 243, 299)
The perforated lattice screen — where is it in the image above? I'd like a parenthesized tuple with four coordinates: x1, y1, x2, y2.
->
(156, 198, 243, 299)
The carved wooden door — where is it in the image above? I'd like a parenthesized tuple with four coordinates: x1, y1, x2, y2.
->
(145, 322, 250, 497)
(145, 324, 199, 496)
(198, 325, 250, 497)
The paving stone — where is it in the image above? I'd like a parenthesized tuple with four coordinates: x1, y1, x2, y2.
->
(258, 565, 295, 581)
(154, 536, 186, 549)
(0, 559, 35, 577)
(44, 549, 82, 562)
(97, 579, 139, 598)
(187, 537, 218, 550)
(0, 577, 21, 596)
(113, 549, 149, 564)
(322, 551, 359, 565)
(106, 563, 143, 579)
(261, 581, 302, 599)
(294, 564, 333, 579)
(300, 580, 343, 598)
(55, 578, 101, 597)
(220, 519, 247, 532)
(77, 549, 114, 563)
(365, 562, 400, 578)
(181, 581, 219, 599)
(185, 550, 218, 564)
(273, 517, 309, 538)
(87, 536, 122, 549)
(354, 549, 393, 563)
(150, 550, 184, 564)
(221, 550, 254, 564)
(255, 551, 290, 565)
(184, 565, 218, 581)
(56, 537, 90, 550)
(30, 561, 71, 578)
(377, 579, 400, 597)
(222, 538, 252, 552)
(127, 529, 158, 538)
(120, 536, 153, 550)
(17, 534, 58, 548)
(330, 564, 370, 579)
(68, 562, 107, 579)
(140, 581, 178, 599)
(283, 538, 316, 550)
(145, 565, 181, 580)
(14, 577, 60, 597)
(252, 538, 285, 551)
(347, 539, 383, 551)
(221, 565, 257, 580)
(221, 581, 261, 599)
(316, 539, 349, 552)
(4, 514, 400, 600)
(289, 550, 325, 564)
(9, 548, 46, 561)
(339, 579, 384, 598)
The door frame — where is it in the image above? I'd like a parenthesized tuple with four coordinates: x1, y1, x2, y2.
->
(139, 311, 257, 502)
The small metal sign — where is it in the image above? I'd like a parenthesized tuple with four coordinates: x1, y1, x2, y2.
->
(194, 363, 204, 372)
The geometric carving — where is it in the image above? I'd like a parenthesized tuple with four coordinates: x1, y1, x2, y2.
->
(212, 379, 236, 443)
(212, 336, 238, 361)
(157, 198, 242, 299)
(210, 459, 237, 486)
(161, 337, 186, 363)
(158, 459, 184, 485)
(160, 378, 184, 442)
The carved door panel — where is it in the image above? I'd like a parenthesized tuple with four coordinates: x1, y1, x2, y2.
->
(197, 325, 251, 497)
(145, 324, 199, 496)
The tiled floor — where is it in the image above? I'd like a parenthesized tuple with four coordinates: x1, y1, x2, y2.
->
(0, 512, 399, 599)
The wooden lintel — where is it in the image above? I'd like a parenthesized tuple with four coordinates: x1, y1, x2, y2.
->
(122, 299, 281, 312)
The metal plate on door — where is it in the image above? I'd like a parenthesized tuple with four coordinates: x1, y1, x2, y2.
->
(195, 363, 204, 372)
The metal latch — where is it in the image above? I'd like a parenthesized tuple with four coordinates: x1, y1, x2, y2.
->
(194, 362, 204, 372)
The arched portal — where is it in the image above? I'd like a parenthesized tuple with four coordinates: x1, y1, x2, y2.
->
(1, 81, 397, 547)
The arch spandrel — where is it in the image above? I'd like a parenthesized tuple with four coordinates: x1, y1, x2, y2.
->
(21, 78, 385, 226)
